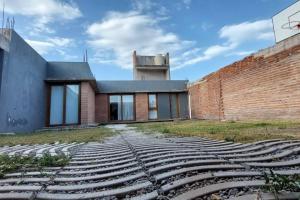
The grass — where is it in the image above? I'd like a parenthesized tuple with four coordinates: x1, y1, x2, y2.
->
(0, 153, 70, 178)
(0, 126, 114, 146)
(130, 120, 300, 143)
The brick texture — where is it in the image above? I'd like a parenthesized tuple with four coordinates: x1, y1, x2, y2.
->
(80, 82, 95, 124)
(135, 93, 148, 121)
(189, 43, 300, 120)
(95, 94, 108, 123)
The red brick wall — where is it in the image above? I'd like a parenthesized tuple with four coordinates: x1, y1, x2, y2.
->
(189, 43, 300, 120)
(80, 82, 95, 124)
(95, 94, 108, 123)
(135, 93, 148, 121)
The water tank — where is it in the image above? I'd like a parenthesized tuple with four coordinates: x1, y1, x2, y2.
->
(154, 54, 165, 65)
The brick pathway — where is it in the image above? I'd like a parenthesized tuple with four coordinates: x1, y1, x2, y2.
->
(0, 124, 299, 199)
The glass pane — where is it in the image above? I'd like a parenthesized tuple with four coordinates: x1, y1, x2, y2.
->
(148, 94, 156, 109)
(149, 110, 158, 120)
(50, 86, 64, 125)
(110, 95, 121, 120)
(65, 85, 79, 124)
(122, 95, 134, 120)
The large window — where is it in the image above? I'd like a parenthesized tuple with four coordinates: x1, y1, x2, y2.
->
(49, 84, 80, 126)
(109, 95, 134, 121)
(148, 94, 158, 120)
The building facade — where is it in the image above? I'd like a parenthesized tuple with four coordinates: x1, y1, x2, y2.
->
(0, 30, 189, 133)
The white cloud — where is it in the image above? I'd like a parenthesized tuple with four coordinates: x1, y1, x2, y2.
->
(3, 0, 82, 34)
(86, 11, 194, 69)
(26, 37, 75, 56)
(174, 19, 274, 69)
(219, 19, 274, 45)
(25, 39, 54, 55)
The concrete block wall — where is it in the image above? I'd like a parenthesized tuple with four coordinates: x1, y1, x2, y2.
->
(188, 41, 300, 120)
(80, 82, 95, 124)
(95, 94, 108, 123)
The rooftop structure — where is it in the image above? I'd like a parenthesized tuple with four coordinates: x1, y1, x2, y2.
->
(132, 51, 170, 80)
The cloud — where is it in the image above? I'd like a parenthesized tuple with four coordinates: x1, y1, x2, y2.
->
(3, 0, 82, 34)
(219, 19, 274, 45)
(174, 19, 274, 69)
(131, 0, 168, 16)
(26, 37, 75, 56)
(183, 0, 192, 9)
(86, 11, 194, 69)
(25, 39, 54, 55)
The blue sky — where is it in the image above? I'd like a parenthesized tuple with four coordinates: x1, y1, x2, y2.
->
(2, 0, 297, 81)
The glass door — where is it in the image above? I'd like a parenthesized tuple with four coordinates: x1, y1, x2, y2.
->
(109, 95, 134, 121)
(49, 84, 80, 126)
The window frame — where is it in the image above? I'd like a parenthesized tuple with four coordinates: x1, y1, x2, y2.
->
(47, 83, 81, 127)
(148, 93, 158, 120)
(108, 94, 136, 122)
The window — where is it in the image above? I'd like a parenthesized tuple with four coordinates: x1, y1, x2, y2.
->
(148, 94, 158, 120)
(0, 49, 4, 94)
(109, 95, 134, 121)
(49, 84, 80, 126)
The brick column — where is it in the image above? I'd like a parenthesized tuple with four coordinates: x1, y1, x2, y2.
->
(135, 93, 148, 121)
(80, 82, 95, 124)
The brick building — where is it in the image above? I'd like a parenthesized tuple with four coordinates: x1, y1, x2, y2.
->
(0, 29, 189, 133)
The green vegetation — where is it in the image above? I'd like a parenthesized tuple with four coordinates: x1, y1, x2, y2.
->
(264, 170, 300, 199)
(131, 120, 300, 143)
(0, 126, 114, 146)
(0, 153, 70, 178)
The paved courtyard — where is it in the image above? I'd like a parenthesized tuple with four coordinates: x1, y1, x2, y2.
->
(0, 125, 300, 199)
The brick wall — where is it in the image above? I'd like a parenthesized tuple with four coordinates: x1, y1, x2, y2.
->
(95, 94, 108, 123)
(135, 93, 148, 121)
(189, 40, 300, 120)
(80, 82, 95, 124)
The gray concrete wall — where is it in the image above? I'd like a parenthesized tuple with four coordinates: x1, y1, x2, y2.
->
(0, 31, 47, 133)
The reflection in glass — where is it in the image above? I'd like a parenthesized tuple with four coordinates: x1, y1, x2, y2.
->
(122, 95, 134, 120)
(50, 86, 64, 125)
(65, 85, 79, 124)
(110, 95, 122, 120)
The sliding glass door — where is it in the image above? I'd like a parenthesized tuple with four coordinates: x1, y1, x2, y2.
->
(49, 84, 80, 126)
(109, 95, 134, 121)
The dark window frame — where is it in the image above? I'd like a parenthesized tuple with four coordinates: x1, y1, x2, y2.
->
(108, 94, 136, 122)
(46, 83, 81, 127)
(148, 93, 158, 120)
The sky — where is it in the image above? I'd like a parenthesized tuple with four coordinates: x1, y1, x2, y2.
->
(1, 0, 297, 81)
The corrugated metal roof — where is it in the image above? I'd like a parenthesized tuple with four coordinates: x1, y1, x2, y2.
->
(97, 80, 188, 93)
(46, 62, 94, 81)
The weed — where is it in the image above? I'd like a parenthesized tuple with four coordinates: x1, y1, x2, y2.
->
(162, 128, 170, 134)
(224, 136, 235, 142)
(263, 170, 300, 199)
(0, 154, 70, 179)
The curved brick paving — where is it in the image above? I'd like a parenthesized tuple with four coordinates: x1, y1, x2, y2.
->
(0, 125, 299, 199)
